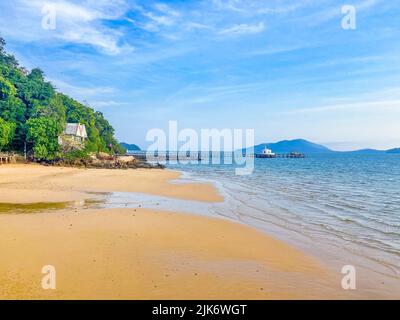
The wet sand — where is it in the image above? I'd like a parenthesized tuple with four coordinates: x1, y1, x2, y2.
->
(0, 164, 347, 299)
(0, 164, 222, 204)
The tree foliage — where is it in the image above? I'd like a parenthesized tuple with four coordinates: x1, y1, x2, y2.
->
(0, 36, 124, 160)
(0, 117, 15, 151)
(26, 117, 60, 160)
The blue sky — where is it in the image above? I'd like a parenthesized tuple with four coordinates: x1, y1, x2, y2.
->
(0, 0, 400, 150)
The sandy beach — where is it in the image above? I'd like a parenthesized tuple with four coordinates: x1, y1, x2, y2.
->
(0, 164, 346, 299)
(0, 164, 223, 204)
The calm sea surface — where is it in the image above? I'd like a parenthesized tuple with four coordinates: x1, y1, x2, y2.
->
(167, 153, 400, 288)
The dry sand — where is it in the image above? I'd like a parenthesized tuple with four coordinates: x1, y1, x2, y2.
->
(0, 164, 348, 299)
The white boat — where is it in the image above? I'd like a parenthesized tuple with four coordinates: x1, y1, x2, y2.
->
(256, 146, 276, 158)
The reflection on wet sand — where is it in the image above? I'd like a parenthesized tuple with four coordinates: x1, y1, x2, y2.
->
(0, 197, 106, 214)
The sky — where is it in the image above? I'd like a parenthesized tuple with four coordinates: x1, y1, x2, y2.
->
(0, 0, 400, 150)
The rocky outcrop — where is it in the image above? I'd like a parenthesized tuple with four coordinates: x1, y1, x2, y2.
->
(50, 153, 164, 169)
(116, 155, 135, 164)
(96, 152, 114, 161)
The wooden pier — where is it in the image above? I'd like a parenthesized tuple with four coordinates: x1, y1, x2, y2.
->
(255, 152, 305, 159)
(126, 151, 305, 161)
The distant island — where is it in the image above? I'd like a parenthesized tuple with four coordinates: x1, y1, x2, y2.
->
(120, 142, 141, 152)
(246, 139, 400, 155)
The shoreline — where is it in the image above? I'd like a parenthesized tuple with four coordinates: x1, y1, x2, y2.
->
(174, 164, 400, 299)
(0, 164, 357, 299)
(0, 164, 223, 204)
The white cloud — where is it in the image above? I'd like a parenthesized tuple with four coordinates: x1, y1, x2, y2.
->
(1, 0, 132, 55)
(257, 3, 306, 15)
(154, 3, 181, 17)
(143, 11, 175, 27)
(185, 22, 212, 31)
(218, 22, 265, 35)
(296, 0, 382, 27)
(211, 0, 313, 15)
(134, 3, 182, 33)
(89, 100, 130, 108)
(279, 99, 400, 115)
(244, 44, 310, 57)
(49, 78, 115, 98)
(211, 0, 244, 12)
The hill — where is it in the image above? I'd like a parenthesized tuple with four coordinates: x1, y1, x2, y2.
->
(246, 139, 400, 154)
(0, 37, 124, 160)
(247, 139, 334, 154)
(120, 142, 141, 152)
(347, 148, 385, 155)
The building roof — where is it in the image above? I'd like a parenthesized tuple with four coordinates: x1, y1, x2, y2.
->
(64, 123, 88, 138)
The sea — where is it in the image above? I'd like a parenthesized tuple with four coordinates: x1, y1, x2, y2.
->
(114, 152, 400, 296)
(163, 153, 400, 296)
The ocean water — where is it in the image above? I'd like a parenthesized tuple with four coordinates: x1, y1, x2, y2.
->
(166, 153, 400, 292)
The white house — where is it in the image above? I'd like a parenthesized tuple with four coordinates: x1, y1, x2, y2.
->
(64, 123, 88, 142)
(58, 123, 88, 151)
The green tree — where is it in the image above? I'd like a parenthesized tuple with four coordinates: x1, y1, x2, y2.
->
(0, 117, 15, 151)
(0, 37, 18, 68)
(0, 74, 26, 149)
(26, 117, 61, 160)
(0, 35, 125, 159)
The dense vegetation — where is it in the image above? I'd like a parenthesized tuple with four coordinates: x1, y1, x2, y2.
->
(0, 37, 125, 160)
